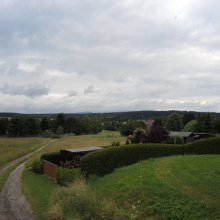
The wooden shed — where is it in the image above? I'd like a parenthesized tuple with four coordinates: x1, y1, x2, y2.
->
(60, 147, 103, 168)
(169, 132, 195, 144)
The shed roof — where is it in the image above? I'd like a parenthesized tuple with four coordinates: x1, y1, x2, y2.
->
(169, 132, 195, 137)
(60, 147, 103, 154)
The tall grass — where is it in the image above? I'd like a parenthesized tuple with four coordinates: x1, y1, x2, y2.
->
(0, 137, 50, 166)
(25, 131, 126, 167)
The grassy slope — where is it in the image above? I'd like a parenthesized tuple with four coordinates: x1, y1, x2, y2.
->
(89, 155, 220, 219)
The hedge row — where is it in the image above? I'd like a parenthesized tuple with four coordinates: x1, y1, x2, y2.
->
(40, 152, 61, 165)
(80, 144, 183, 176)
(183, 136, 220, 155)
(81, 137, 220, 176)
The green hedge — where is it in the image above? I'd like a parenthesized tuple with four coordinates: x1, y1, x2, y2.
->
(41, 152, 61, 165)
(56, 167, 81, 185)
(80, 144, 183, 176)
(183, 137, 220, 155)
(81, 137, 220, 177)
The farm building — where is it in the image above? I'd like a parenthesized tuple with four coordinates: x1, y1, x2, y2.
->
(169, 132, 195, 144)
(60, 147, 103, 168)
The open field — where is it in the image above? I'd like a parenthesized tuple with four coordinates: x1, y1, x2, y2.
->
(25, 130, 126, 167)
(0, 137, 50, 167)
(21, 132, 220, 220)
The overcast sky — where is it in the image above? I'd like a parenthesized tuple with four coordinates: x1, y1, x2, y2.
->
(1, 0, 220, 113)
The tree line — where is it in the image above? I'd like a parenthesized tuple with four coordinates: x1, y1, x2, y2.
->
(0, 113, 102, 137)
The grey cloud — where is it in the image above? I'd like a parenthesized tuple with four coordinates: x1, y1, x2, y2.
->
(84, 85, 95, 94)
(0, 83, 49, 98)
(68, 90, 78, 97)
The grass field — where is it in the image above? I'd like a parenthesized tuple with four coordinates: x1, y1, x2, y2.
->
(25, 130, 126, 167)
(0, 137, 50, 166)
(21, 131, 220, 220)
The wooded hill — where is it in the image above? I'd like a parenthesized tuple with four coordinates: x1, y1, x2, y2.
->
(1, 110, 220, 121)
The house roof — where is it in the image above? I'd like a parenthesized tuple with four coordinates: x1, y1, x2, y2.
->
(60, 147, 103, 154)
(169, 132, 195, 137)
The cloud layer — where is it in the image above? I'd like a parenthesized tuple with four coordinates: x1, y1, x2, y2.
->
(0, 0, 220, 113)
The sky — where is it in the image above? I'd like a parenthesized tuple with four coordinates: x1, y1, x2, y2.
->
(1, 0, 220, 114)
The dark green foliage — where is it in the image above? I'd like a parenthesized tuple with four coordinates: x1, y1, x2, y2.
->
(56, 167, 81, 185)
(182, 112, 196, 126)
(165, 113, 183, 131)
(41, 152, 61, 165)
(32, 159, 43, 174)
(183, 137, 220, 155)
(0, 117, 9, 135)
(111, 141, 120, 147)
(152, 118, 162, 127)
(81, 137, 220, 177)
(80, 144, 183, 176)
(51, 134, 60, 139)
(40, 117, 49, 131)
(120, 119, 147, 136)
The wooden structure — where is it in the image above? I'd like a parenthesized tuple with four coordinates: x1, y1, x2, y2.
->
(43, 160, 57, 179)
(60, 147, 103, 168)
(169, 132, 195, 144)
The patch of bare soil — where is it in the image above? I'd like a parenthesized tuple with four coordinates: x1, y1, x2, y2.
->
(0, 140, 55, 220)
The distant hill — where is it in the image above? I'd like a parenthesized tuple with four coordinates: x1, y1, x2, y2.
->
(1, 110, 220, 121)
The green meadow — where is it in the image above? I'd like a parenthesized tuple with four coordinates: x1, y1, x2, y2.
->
(20, 132, 220, 220)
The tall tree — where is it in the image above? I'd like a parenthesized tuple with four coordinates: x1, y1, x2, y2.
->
(41, 117, 49, 131)
(165, 113, 183, 131)
(0, 118, 9, 135)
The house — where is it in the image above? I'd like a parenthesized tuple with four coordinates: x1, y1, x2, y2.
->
(169, 132, 195, 144)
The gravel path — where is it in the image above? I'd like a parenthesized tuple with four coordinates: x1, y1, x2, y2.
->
(0, 139, 56, 220)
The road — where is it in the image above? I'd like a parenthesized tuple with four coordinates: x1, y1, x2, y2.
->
(0, 140, 55, 220)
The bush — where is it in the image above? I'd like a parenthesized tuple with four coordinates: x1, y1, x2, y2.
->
(167, 135, 184, 145)
(56, 167, 81, 185)
(32, 159, 43, 174)
(183, 137, 220, 155)
(81, 144, 183, 176)
(111, 141, 120, 147)
(51, 134, 60, 139)
(41, 152, 61, 165)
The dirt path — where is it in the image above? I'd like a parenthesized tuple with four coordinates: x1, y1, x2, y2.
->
(0, 139, 56, 220)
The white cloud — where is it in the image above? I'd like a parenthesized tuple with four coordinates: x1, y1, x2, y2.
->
(1, 0, 220, 113)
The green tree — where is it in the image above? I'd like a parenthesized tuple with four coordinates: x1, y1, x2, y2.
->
(7, 117, 24, 136)
(56, 126, 64, 135)
(203, 113, 212, 133)
(183, 120, 198, 132)
(41, 117, 49, 131)
(165, 113, 183, 131)
(152, 118, 162, 128)
(90, 117, 102, 134)
(182, 112, 196, 126)
(212, 116, 220, 133)
(80, 115, 92, 134)
(0, 117, 9, 135)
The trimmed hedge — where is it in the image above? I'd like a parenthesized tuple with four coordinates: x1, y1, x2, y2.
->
(41, 152, 61, 165)
(183, 136, 220, 155)
(81, 137, 220, 177)
(56, 167, 81, 185)
(80, 144, 183, 176)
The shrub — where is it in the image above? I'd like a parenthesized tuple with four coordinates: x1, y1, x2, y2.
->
(81, 144, 183, 176)
(167, 135, 184, 145)
(41, 152, 61, 165)
(32, 159, 43, 174)
(56, 167, 81, 185)
(111, 141, 120, 147)
(183, 136, 220, 155)
(51, 134, 60, 139)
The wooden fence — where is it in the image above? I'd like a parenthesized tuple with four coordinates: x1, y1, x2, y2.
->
(43, 160, 57, 179)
